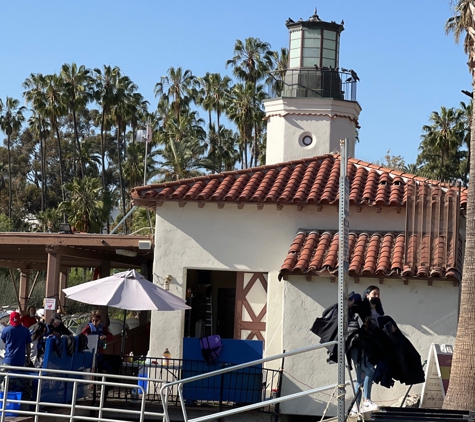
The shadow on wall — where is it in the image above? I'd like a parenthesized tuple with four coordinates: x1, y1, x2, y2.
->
(279, 372, 339, 417)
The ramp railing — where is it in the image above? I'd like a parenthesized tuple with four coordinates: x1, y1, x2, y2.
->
(0, 365, 162, 422)
(160, 341, 347, 422)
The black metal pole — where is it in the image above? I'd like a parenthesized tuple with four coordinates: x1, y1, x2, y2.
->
(274, 350, 285, 422)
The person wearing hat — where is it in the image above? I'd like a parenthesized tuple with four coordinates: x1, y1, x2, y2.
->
(46, 313, 71, 337)
(1, 311, 32, 367)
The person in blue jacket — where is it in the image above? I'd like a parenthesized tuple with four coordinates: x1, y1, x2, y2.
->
(81, 313, 114, 374)
(1, 311, 32, 387)
(81, 313, 113, 354)
(1, 311, 32, 367)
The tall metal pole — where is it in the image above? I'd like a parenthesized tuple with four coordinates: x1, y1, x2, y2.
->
(144, 120, 153, 231)
(143, 120, 150, 186)
(337, 139, 349, 422)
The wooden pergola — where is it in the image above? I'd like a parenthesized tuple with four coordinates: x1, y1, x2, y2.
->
(0, 232, 154, 322)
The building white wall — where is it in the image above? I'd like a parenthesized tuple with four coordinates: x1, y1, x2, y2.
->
(280, 277, 458, 416)
(264, 97, 362, 164)
(150, 200, 459, 416)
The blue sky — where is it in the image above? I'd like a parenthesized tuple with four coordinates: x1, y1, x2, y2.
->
(0, 0, 469, 166)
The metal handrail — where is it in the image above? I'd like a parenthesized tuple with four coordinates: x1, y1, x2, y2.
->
(0, 364, 165, 422)
(160, 341, 339, 422)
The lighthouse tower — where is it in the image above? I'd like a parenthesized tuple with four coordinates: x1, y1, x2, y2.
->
(264, 9, 362, 164)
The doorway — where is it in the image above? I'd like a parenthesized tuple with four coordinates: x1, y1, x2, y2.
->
(185, 269, 237, 339)
(216, 288, 235, 339)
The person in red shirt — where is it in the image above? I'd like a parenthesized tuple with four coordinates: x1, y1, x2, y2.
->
(20, 306, 38, 328)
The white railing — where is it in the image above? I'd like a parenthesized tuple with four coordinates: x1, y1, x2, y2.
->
(0, 365, 164, 422)
(160, 341, 345, 422)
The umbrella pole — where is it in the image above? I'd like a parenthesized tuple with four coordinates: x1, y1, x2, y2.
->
(121, 309, 127, 357)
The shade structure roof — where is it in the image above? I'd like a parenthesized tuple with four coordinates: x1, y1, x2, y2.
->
(0, 232, 154, 270)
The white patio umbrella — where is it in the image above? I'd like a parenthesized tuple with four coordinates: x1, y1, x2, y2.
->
(63, 269, 190, 355)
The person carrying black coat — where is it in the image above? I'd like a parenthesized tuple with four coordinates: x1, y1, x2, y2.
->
(346, 286, 383, 413)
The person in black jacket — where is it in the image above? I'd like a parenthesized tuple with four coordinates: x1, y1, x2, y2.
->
(46, 313, 71, 337)
(348, 285, 383, 413)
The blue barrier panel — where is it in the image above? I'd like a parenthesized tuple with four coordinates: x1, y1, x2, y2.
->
(66, 337, 95, 401)
(182, 338, 263, 403)
(0, 391, 22, 417)
(40, 336, 73, 403)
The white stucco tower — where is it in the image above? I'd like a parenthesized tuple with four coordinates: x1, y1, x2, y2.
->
(265, 10, 362, 164)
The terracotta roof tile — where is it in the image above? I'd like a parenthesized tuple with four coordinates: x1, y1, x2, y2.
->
(320, 159, 340, 204)
(279, 164, 306, 202)
(280, 230, 462, 282)
(389, 177, 405, 205)
(308, 231, 332, 271)
(131, 154, 466, 209)
(185, 181, 207, 199)
(362, 233, 381, 274)
(295, 231, 320, 272)
(376, 233, 394, 274)
(225, 174, 250, 201)
(239, 172, 264, 202)
(209, 176, 232, 200)
(281, 230, 307, 272)
(349, 166, 367, 204)
(171, 184, 190, 199)
(265, 166, 292, 202)
(293, 161, 318, 202)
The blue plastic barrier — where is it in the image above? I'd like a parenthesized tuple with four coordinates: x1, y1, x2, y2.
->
(182, 338, 263, 403)
(0, 391, 22, 417)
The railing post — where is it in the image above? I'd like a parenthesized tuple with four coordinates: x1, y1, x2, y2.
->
(218, 370, 225, 422)
(274, 350, 285, 422)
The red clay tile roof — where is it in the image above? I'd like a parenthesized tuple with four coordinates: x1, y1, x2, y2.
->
(131, 155, 467, 209)
(279, 230, 462, 282)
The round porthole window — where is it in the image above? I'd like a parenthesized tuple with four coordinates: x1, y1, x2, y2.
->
(302, 135, 313, 146)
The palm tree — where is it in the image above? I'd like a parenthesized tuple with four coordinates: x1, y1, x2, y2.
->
(60, 63, 93, 179)
(226, 37, 275, 86)
(443, 0, 475, 410)
(459, 100, 472, 185)
(227, 83, 256, 168)
(156, 137, 207, 181)
(220, 128, 240, 171)
(23, 74, 49, 209)
(154, 67, 195, 119)
(267, 47, 289, 96)
(227, 38, 274, 167)
(203, 125, 240, 173)
(27, 112, 50, 211)
(0, 97, 26, 219)
(156, 108, 206, 181)
(59, 176, 109, 233)
(419, 106, 464, 180)
(36, 208, 61, 232)
(123, 142, 146, 189)
(196, 73, 232, 169)
(44, 74, 68, 202)
(93, 65, 121, 194)
(28, 74, 68, 203)
(78, 137, 101, 177)
(110, 74, 139, 228)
